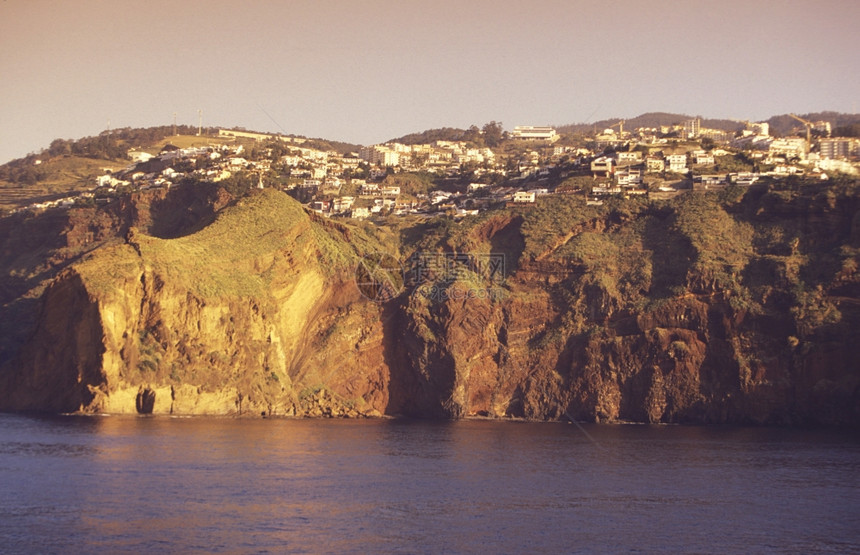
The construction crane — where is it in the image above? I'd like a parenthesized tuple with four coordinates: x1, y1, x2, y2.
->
(789, 113, 813, 145)
(609, 120, 625, 136)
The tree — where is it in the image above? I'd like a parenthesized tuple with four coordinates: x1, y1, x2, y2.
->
(218, 171, 257, 197)
(48, 139, 71, 157)
(459, 160, 479, 180)
(482, 121, 504, 147)
(834, 123, 860, 138)
(714, 154, 753, 174)
(463, 125, 483, 145)
(264, 139, 290, 160)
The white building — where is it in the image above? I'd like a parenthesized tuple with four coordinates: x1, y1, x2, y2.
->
(813, 121, 832, 137)
(360, 145, 401, 166)
(815, 158, 858, 175)
(513, 191, 536, 203)
(128, 151, 154, 163)
(617, 151, 642, 164)
(665, 154, 688, 173)
(732, 172, 760, 186)
(591, 156, 615, 177)
(332, 196, 355, 212)
(769, 138, 807, 160)
(351, 207, 370, 219)
(510, 126, 558, 141)
(646, 156, 665, 173)
(616, 169, 642, 187)
(360, 182, 380, 195)
(694, 153, 715, 165)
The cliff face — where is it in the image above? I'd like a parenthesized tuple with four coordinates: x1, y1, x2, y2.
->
(2, 184, 859, 424)
(0, 182, 232, 366)
(2, 190, 393, 416)
(390, 186, 860, 426)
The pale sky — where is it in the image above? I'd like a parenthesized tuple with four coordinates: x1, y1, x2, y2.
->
(1, 0, 858, 163)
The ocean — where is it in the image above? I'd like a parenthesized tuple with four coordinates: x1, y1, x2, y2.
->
(0, 414, 857, 553)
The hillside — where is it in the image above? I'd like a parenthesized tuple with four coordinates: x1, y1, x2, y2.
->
(0, 156, 128, 211)
(765, 112, 860, 137)
(0, 127, 362, 213)
(557, 111, 860, 137)
(557, 112, 744, 134)
(0, 126, 203, 212)
(388, 127, 470, 145)
(1, 180, 858, 424)
(384, 111, 860, 144)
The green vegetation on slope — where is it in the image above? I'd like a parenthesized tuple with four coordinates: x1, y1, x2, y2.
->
(517, 195, 603, 260)
(78, 189, 398, 299)
(0, 156, 128, 210)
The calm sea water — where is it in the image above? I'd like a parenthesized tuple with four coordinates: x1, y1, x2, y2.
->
(0, 414, 857, 554)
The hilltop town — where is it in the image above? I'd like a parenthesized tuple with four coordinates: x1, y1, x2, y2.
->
(1, 114, 859, 425)
(5, 114, 859, 218)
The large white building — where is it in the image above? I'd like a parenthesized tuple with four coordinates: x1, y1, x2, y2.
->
(510, 126, 558, 141)
(769, 138, 808, 159)
(360, 145, 401, 167)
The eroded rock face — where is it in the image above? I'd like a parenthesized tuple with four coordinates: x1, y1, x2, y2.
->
(0, 182, 236, 368)
(0, 270, 105, 412)
(2, 185, 859, 425)
(2, 190, 392, 417)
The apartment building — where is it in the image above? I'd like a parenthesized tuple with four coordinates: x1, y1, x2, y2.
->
(665, 154, 688, 173)
(819, 138, 857, 159)
(769, 138, 807, 159)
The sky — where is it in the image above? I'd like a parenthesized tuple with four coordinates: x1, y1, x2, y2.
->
(1, 0, 859, 163)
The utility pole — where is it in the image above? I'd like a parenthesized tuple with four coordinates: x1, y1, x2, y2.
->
(197, 109, 203, 136)
(173, 112, 177, 136)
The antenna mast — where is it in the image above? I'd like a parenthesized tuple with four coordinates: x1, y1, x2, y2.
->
(197, 109, 203, 136)
(173, 112, 177, 136)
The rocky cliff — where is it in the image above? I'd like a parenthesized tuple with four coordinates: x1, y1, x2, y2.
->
(2, 183, 859, 424)
(1, 189, 395, 416)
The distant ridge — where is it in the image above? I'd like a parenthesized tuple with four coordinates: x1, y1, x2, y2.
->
(557, 111, 860, 137)
(383, 111, 860, 146)
(763, 111, 860, 137)
(556, 112, 742, 134)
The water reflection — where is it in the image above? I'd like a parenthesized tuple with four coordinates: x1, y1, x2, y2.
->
(0, 414, 857, 553)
